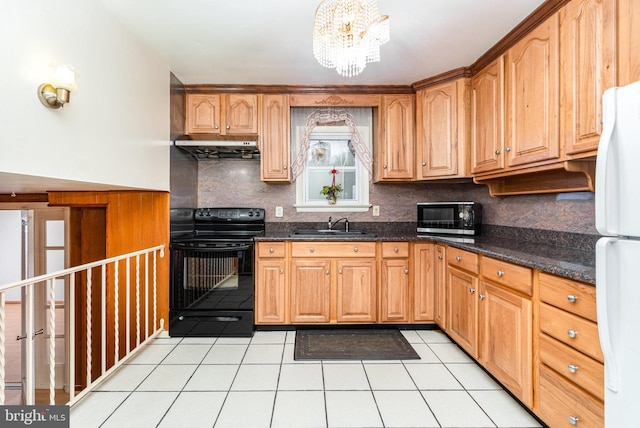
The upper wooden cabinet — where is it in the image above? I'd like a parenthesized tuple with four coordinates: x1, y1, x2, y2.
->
(472, 56, 505, 174)
(416, 79, 471, 179)
(505, 12, 560, 167)
(560, 0, 616, 157)
(617, 0, 640, 86)
(260, 94, 290, 181)
(375, 95, 415, 181)
(186, 93, 259, 135)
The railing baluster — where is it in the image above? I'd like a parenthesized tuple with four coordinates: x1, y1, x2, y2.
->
(25, 283, 34, 405)
(125, 258, 130, 355)
(153, 251, 157, 330)
(135, 255, 140, 347)
(0, 292, 5, 405)
(114, 261, 119, 364)
(69, 274, 75, 401)
(144, 253, 149, 339)
(48, 278, 56, 405)
(86, 269, 92, 389)
(101, 264, 106, 376)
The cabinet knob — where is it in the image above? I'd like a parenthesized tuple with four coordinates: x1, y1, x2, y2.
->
(279, 269, 284, 274)
(495, 150, 500, 155)
(283, 165, 287, 170)
(497, 270, 504, 277)
(309, 247, 314, 253)
(568, 364, 579, 373)
(214, 125, 219, 129)
(479, 293, 485, 300)
(226, 125, 231, 130)
(338, 269, 343, 274)
(325, 269, 330, 275)
(469, 288, 476, 294)
(456, 256, 462, 262)
(394, 247, 399, 253)
(269, 248, 274, 253)
(353, 247, 358, 252)
(404, 269, 409, 274)
(505, 147, 511, 152)
(438, 255, 443, 260)
(383, 164, 388, 169)
(567, 329, 578, 339)
(568, 415, 579, 425)
(567, 294, 578, 303)
(422, 161, 426, 166)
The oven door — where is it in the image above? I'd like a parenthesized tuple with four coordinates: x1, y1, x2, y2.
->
(169, 242, 254, 336)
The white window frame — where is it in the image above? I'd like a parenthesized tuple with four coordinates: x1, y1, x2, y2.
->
(294, 125, 371, 212)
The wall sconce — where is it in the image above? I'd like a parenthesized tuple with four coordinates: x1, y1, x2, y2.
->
(38, 63, 78, 109)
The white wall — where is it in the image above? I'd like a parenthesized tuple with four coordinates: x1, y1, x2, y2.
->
(0, 0, 170, 191)
(0, 211, 23, 301)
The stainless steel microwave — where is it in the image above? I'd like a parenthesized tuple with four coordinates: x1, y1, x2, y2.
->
(417, 202, 482, 236)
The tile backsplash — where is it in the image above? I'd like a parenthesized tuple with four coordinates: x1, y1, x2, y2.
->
(194, 159, 597, 235)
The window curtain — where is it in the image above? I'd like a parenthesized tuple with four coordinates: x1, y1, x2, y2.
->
(290, 107, 373, 181)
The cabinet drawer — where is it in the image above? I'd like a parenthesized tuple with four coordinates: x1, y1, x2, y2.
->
(447, 247, 479, 274)
(540, 303, 603, 362)
(540, 273, 597, 322)
(291, 242, 376, 258)
(538, 366, 603, 428)
(539, 334, 604, 401)
(480, 257, 532, 296)
(381, 242, 409, 258)
(257, 242, 286, 258)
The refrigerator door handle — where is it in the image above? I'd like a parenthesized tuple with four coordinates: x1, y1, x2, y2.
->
(596, 237, 620, 392)
(595, 87, 618, 236)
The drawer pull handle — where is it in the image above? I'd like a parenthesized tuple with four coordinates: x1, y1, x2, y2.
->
(568, 364, 579, 373)
(497, 270, 504, 277)
(325, 270, 330, 275)
(567, 329, 578, 339)
(354, 247, 358, 252)
(394, 247, 399, 253)
(567, 294, 578, 303)
(568, 415, 579, 425)
(456, 256, 462, 262)
(469, 288, 476, 294)
(310, 248, 314, 253)
(269, 248, 274, 253)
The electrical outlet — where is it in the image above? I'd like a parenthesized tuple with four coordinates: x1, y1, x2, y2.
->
(372, 205, 380, 216)
(275, 206, 284, 217)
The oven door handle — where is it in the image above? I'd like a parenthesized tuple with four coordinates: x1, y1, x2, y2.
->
(171, 243, 252, 252)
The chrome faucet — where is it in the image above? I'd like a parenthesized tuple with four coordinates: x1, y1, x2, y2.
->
(328, 216, 349, 231)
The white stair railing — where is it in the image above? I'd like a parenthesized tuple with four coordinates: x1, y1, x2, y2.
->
(0, 245, 165, 406)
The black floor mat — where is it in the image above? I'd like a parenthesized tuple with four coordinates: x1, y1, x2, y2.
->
(294, 329, 420, 360)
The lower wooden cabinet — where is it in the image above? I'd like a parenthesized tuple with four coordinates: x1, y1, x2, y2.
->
(255, 242, 287, 324)
(447, 267, 479, 358)
(413, 243, 436, 322)
(380, 243, 411, 323)
(336, 260, 377, 323)
(290, 259, 332, 323)
(433, 244, 447, 329)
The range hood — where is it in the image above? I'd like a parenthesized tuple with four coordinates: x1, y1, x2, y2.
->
(174, 134, 259, 160)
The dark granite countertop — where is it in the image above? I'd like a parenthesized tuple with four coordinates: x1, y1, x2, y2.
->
(256, 222, 597, 285)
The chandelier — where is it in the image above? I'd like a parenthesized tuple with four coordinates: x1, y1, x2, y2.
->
(313, 0, 390, 77)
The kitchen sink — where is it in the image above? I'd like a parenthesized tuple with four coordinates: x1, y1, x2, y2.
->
(289, 229, 377, 238)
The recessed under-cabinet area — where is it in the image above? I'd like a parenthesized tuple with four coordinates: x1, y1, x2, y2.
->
(255, 239, 603, 426)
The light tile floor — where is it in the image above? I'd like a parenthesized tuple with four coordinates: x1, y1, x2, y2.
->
(70, 329, 544, 428)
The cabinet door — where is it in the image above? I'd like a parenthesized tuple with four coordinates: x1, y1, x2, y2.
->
(417, 79, 470, 179)
(186, 94, 221, 134)
(336, 260, 377, 323)
(472, 56, 505, 174)
(290, 259, 331, 323)
(447, 267, 478, 358)
(255, 259, 287, 324)
(617, 0, 640, 86)
(225, 94, 259, 134)
(560, 0, 615, 156)
(377, 95, 415, 181)
(413, 243, 435, 322)
(505, 13, 560, 167)
(260, 94, 290, 181)
(380, 258, 410, 322)
(479, 281, 533, 407)
(434, 244, 447, 329)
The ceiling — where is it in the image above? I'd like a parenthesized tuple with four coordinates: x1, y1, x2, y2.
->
(98, 0, 546, 86)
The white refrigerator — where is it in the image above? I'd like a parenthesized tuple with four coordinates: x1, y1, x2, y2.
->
(596, 80, 640, 427)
